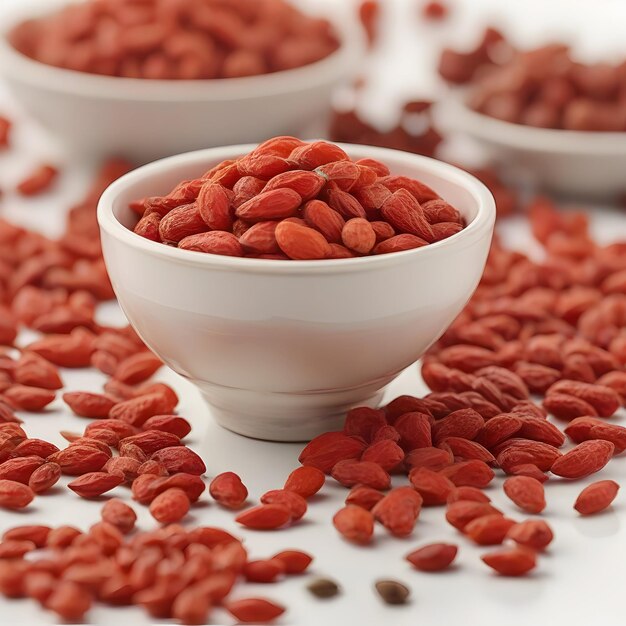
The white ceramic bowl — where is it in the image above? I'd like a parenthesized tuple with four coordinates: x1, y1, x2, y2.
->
(436, 97, 626, 199)
(0, 1, 361, 163)
(98, 143, 495, 441)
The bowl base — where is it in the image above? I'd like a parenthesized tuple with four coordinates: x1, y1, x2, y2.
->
(196, 381, 386, 442)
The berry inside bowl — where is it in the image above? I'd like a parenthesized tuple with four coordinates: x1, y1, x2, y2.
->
(98, 142, 495, 441)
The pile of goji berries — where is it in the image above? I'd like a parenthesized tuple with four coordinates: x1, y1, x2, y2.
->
(0, 156, 132, 345)
(131, 137, 466, 259)
(439, 27, 626, 131)
(0, 507, 310, 623)
(9, 0, 339, 80)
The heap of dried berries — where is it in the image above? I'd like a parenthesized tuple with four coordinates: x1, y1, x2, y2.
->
(9, 0, 339, 80)
(0, 500, 311, 623)
(130, 137, 465, 259)
(439, 27, 626, 131)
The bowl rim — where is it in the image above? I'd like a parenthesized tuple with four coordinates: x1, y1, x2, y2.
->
(437, 96, 626, 154)
(97, 143, 496, 275)
(0, 0, 360, 102)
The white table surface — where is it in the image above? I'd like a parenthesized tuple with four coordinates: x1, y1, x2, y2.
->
(0, 0, 626, 625)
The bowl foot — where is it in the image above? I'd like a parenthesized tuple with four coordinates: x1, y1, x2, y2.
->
(196, 381, 386, 442)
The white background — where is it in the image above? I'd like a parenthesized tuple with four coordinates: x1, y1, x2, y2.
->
(0, 0, 626, 625)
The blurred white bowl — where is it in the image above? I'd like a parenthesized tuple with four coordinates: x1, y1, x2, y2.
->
(98, 143, 495, 441)
(0, 1, 361, 162)
(437, 97, 626, 199)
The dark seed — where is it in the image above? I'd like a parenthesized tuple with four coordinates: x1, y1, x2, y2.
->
(375, 579, 410, 605)
(307, 577, 340, 599)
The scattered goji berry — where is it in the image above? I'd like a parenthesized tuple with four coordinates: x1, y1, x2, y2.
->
(481, 547, 537, 576)
(574, 480, 620, 515)
(405, 543, 457, 571)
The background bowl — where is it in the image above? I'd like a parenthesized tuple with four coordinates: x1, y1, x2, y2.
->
(98, 143, 495, 441)
(0, 1, 361, 163)
(436, 97, 626, 199)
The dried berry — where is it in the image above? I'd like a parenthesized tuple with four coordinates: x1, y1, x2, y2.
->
(445, 500, 502, 531)
(506, 520, 554, 551)
(272, 550, 313, 574)
(0, 479, 34, 509)
(283, 466, 325, 498)
(551, 440, 614, 479)
(243, 559, 286, 583)
(149, 487, 190, 524)
(464, 514, 517, 545)
(260, 489, 307, 521)
(16, 165, 58, 196)
(372, 487, 423, 537)
(481, 547, 537, 576)
(209, 471, 248, 508)
(68, 472, 125, 498)
(235, 504, 292, 530)
(406, 543, 458, 571)
(333, 505, 374, 544)
(574, 480, 620, 515)
(101, 498, 137, 533)
(331, 459, 391, 490)
(345, 485, 385, 510)
(503, 476, 546, 513)
(225, 598, 285, 623)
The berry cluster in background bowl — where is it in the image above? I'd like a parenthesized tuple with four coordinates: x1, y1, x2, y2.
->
(129, 137, 466, 260)
(8, 0, 339, 80)
(439, 27, 626, 131)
